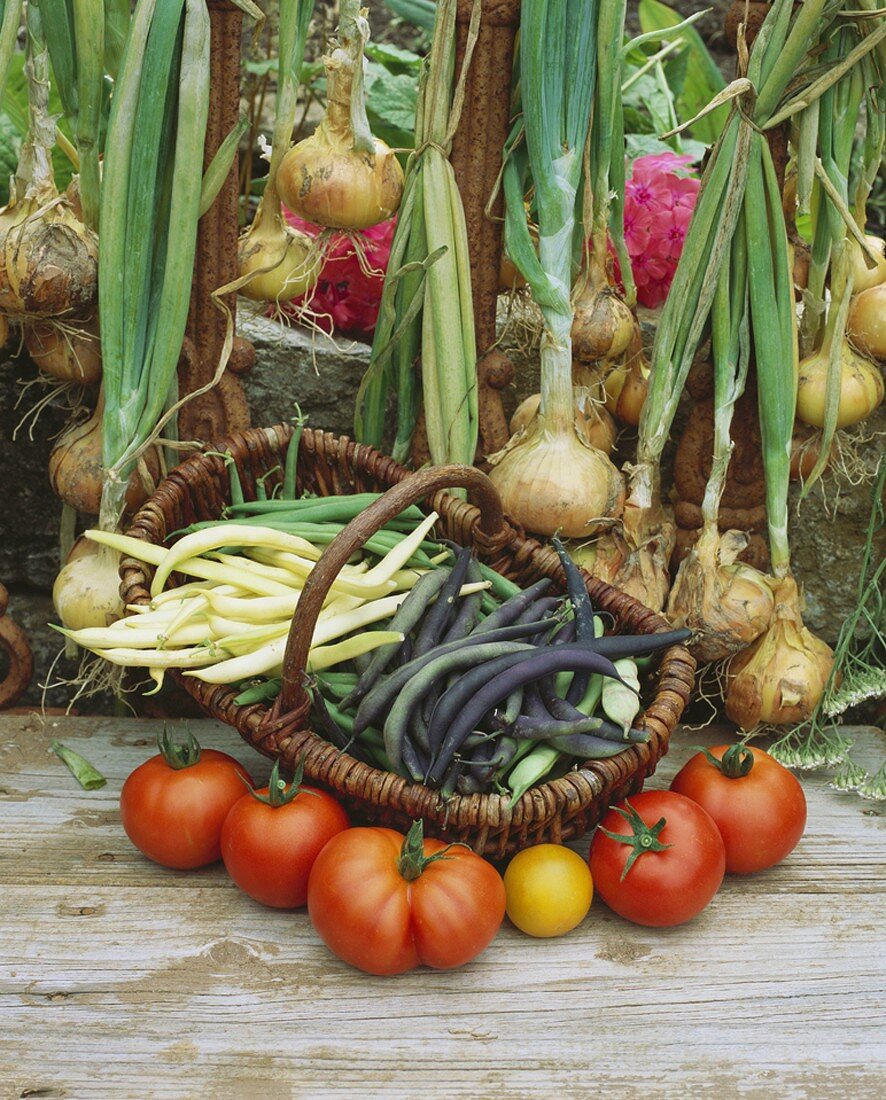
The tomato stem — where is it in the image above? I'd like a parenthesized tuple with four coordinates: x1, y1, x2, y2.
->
(694, 743, 755, 779)
(397, 819, 466, 881)
(157, 724, 202, 770)
(599, 799, 672, 880)
(246, 755, 319, 807)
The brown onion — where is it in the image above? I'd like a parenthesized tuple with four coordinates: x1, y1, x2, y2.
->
(667, 526, 774, 663)
(571, 283, 636, 364)
(49, 394, 160, 515)
(725, 576, 835, 728)
(509, 391, 617, 455)
(796, 340, 883, 428)
(847, 284, 886, 361)
(849, 235, 886, 293)
(25, 315, 102, 384)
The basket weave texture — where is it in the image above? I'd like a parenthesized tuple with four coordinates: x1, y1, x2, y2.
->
(120, 425, 695, 858)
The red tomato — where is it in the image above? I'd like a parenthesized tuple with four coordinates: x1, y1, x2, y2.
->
(670, 744, 807, 874)
(307, 821, 506, 975)
(120, 731, 250, 870)
(221, 766, 349, 908)
(589, 791, 725, 927)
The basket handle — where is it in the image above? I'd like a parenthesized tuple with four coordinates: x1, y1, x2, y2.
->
(278, 463, 507, 714)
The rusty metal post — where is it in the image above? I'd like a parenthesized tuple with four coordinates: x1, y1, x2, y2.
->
(178, 0, 254, 445)
(450, 0, 521, 461)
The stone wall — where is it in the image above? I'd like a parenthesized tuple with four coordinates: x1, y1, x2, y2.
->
(0, 299, 883, 710)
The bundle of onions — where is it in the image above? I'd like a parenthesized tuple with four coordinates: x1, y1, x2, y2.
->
(276, 0, 403, 231)
(0, 7, 97, 320)
(667, 234, 774, 661)
(488, 0, 624, 538)
(356, 0, 478, 467)
(237, 0, 319, 304)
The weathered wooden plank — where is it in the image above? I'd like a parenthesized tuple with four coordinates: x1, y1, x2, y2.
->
(1, 714, 884, 1099)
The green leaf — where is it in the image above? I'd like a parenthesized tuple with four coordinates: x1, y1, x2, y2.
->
(638, 0, 727, 143)
(626, 131, 706, 165)
(243, 55, 278, 77)
(365, 40, 423, 73)
(364, 63, 417, 140)
(381, 0, 436, 33)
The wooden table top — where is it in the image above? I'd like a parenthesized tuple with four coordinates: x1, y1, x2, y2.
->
(1, 713, 883, 1099)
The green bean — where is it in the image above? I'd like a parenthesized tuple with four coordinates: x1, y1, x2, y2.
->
(506, 744, 563, 806)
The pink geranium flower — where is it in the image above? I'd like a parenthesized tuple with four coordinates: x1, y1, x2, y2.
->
(618, 151, 701, 308)
(278, 211, 395, 337)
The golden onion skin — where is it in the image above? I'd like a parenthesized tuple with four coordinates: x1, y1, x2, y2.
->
(237, 221, 321, 304)
(25, 316, 102, 384)
(847, 284, 886, 362)
(725, 577, 834, 728)
(796, 341, 884, 429)
(276, 132, 404, 232)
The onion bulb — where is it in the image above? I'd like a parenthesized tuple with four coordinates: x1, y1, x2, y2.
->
(53, 541, 123, 631)
(571, 282, 636, 364)
(49, 394, 160, 515)
(847, 284, 886, 361)
(237, 214, 320, 304)
(667, 526, 774, 664)
(0, 191, 98, 318)
(276, 9, 403, 231)
(25, 315, 102, 384)
(565, 530, 629, 587)
(602, 347, 649, 427)
(796, 340, 884, 429)
(849, 235, 886, 293)
(489, 421, 625, 539)
(725, 576, 835, 728)
(499, 249, 527, 292)
(789, 422, 831, 483)
(509, 391, 617, 455)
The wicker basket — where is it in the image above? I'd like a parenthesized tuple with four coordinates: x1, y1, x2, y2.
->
(120, 425, 695, 858)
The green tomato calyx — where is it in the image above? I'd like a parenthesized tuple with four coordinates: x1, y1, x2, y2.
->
(158, 724, 202, 770)
(599, 800, 672, 880)
(397, 819, 467, 882)
(696, 742, 755, 779)
(248, 755, 318, 807)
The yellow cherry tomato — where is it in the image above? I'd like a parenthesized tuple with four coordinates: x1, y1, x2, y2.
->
(503, 843, 594, 937)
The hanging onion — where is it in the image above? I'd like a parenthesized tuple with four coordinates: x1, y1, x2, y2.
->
(53, 541, 123, 631)
(849, 235, 886, 293)
(237, 216, 320, 304)
(276, 2, 403, 231)
(796, 339, 884, 428)
(49, 392, 160, 515)
(602, 342, 650, 427)
(510, 390, 617, 455)
(571, 273, 636, 365)
(789, 421, 831, 482)
(667, 526, 774, 664)
(25, 314, 102, 384)
(847, 284, 886, 361)
(725, 576, 835, 728)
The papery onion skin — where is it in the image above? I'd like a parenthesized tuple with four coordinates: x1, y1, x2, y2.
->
(847, 284, 886, 362)
(0, 198, 98, 318)
(571, 287, 636, 364)
(603, 353, 649, 426)
(25, 315, 102, 384)
(789, 422, 830, 483)
(509, 392, 617, 455)
(667, 527, 774, 664)
(849, 235, 886, 294)
(237, 223, 321, 304)
(796, 340, 884, 429)
(489, 426, 625, 539)
(53, 543, 124, 631)
(49, 399, 160, 516)
(277, 132, 404, 231)
(725, 577, 835, 729)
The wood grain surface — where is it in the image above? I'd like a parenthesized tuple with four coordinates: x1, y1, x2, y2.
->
(1, 714, 883, 1099)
